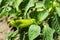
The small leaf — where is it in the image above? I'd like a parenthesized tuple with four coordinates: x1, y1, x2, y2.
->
(24, 0, 35, 18)
(56, 6, 60, 17)
(37, 10, 49, 24)
(12, 0, 23, 11)
(28, 25, 41, 40)
(0, 0, 2, 5)
(58, 0, 60, 2)
(35, 1, 44, 8)
(0, 7, 11, 18)
(6, 32, 13, 40)
(13, 0, 23, 8)
(42, 22, 55, 40)
(44, 0, 54, 8)
(11, 29, 19, 37)
(51, 14, 60, 35)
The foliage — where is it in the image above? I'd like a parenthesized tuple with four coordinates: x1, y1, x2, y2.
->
(28, 25, 41, 40)
(0, 0, 60, 40)
(42, 22, 55, 40)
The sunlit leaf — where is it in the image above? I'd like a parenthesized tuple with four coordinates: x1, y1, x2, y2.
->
(42, 22, 55, 40)
(28, 25, 41, 40)
(51, 14, 60, 35)
(58, 0, 60, 2)
(24, 0, 35, 18)
(0, 0, 2, 5)
(35, 1, 44, 8)
(12, 0, 23, 11)
(56, 6, 60, 17)
(0, 7, 11, 18)
(37, 10, 49, 24)
(11, 29, 19, 37)
(44, 0, 54, 8)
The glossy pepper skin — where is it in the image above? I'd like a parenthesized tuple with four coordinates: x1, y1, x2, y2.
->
(10, 19, 35, 28)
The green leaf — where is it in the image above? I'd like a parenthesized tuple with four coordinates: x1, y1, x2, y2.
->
(51, 14, 60, 35)
(56, 6, 60, 17)
(24, 0, 35, 18)
(11, 29, 19, 37)
(28, 25, 41, 40)
(35, 1, 44, 8)
(42, 22, 55, 40)
(37, 10, 49, 24)
(0, 7, 11, 18)
(0, 0, 2, 5)
(44, 0, 54, 8)
(12, 0, 23, 11)
(58, 0, 60, 2)
(6, 32, 13, 40)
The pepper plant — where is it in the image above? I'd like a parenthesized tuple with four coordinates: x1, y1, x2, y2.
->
(0, 0, 60, 40)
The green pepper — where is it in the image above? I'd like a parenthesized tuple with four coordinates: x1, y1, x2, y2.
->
(10, 20, 16, 27)
(10, 19, 35, 28)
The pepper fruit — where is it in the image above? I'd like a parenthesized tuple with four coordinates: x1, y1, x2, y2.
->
(10, 19, 35, 28)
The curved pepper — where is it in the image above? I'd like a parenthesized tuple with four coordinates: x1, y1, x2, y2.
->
(10, 19, 35, 28)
